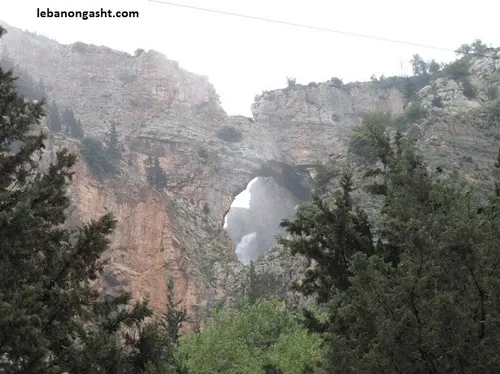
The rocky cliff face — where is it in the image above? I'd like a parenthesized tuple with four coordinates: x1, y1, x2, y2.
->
(2, 21, 499, 322)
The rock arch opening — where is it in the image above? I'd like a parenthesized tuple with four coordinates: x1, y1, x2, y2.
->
(224, 161, 311, 265)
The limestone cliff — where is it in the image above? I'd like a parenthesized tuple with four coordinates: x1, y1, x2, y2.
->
(2, 21, 499, 320)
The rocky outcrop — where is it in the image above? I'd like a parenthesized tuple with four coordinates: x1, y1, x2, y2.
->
(3, 20, 499, 322)
(251, 81, 405, 165)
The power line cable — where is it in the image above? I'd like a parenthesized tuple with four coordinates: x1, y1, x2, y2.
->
(148, 0, 500, 60)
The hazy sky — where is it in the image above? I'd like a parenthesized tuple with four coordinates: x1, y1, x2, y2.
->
(1, 0, 499, 116)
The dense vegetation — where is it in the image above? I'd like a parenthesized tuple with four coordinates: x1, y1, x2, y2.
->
(177, 299, 324, 374)
(279, 115, 500, 372)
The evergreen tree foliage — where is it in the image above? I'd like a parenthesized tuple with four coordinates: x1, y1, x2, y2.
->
(279, 170, 375, 302)
(281, 122, 500, 372)
(428, 59, 441, 74)
(314, 161, 338, 192)
(79, 136, 117, 179)
(349, 112, 392, 165)
(61, 108, 84, 139)
(144, 155, 167, 190)
(410, 54, 429, 77)
(47, 100, 62, 132)
(105, 121, 121, 160)
(130, 278, 188, 374)
(471, 39, 488, 54)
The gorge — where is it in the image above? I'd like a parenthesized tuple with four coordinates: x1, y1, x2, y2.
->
(1, 20, 500, 328)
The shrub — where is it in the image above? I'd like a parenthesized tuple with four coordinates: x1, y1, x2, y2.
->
(315, 162, 338, 191)
(471, 39, 488, 54)
(134, 48, 144, 57)
(216, 126, 243, 143)
(144, 155, 167, 190)
(428, 60, 442, 74)
(404, 102, 428, 123)
(72, 41, 87, 52)
(197, 146, 210, 159)
(349, 112, 391, 164)
(461, 78, 477, 99)
(431, 96, 443, 108)
(330, 77, 344, 87)
(485, 85, 499, 101)
(443, 60, 470, 80)
(286, 77, 296, 88)
(79, 137, 117, 178)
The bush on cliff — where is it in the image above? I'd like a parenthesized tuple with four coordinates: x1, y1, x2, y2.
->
(216, 125, 243, 143)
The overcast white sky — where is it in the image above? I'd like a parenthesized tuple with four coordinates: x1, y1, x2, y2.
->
(1, 0, 499, 116)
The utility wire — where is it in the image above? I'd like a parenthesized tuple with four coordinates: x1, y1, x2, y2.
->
(148, 0, 500, 60)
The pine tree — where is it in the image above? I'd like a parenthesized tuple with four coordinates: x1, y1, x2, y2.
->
(79, 136, 117, 178)
(144, 154, 155, 186)
(247, 261, 260, 305)
(144, 155, 167, 190)
(153, 156, 167, 189)
(131, 278, 188, 373)
(105, 121, 121, 160)
(279, 169, 375, 301)
(47, 101, 62, 132)
(62, 108, 84, 138)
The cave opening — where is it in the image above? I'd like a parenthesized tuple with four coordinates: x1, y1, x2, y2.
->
(223, 162, 311, 265)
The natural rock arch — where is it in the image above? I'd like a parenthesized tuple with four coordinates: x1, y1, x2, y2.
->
(223, 160, 312, 264)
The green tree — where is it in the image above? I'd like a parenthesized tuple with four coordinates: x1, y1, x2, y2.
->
(144, 155, 167, 190)
(47, 100, 62, 132)
(286, 77, 296, 88)
(457, 43, 472, 56)
(62, 108, 84, 138)
(444, 60, 470, 80)
(279, 170, 375, 303)
(314, 161, 338, 192)
(247, 261, 260, 305)
(410, 54, 428, 76)
(79, 136, 117, 178)
(177, 300, 324, 374)
(428, 59, 441, 74)
(471, 38, 488, 54)
(349, 112, 392, 165)
(105, 121, 121, 160)
(130, 278, 188, 374)
(462, 78, 477, 99)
